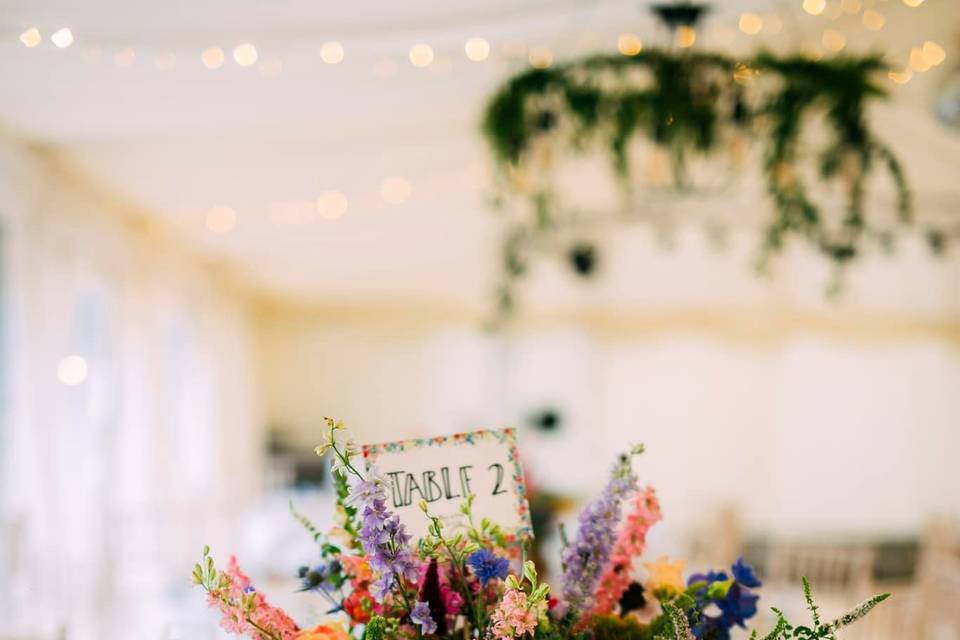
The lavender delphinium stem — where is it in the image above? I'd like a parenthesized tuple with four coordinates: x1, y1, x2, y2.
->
(320, 420, 420, 607)
(348, 478, 420, 603)
(560, 450, 640, 615)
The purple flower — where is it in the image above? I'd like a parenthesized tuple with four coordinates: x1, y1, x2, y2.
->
(411, 600, 437, 634)
(349, 478, 420, 602)
(468, 549, 510, 585)
(346, 479, 381, 508)
(560, 455, 637, 613)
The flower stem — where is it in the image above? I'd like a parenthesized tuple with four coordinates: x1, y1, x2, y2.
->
(439, 539, 481, 631)
(246, 617, 282, 640)
(330, 437, 364, 480)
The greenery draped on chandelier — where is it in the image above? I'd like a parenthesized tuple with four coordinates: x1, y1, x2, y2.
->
(481, 45, 923, 323)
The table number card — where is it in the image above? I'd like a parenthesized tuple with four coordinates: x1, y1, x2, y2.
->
(361, 428, 532, 542)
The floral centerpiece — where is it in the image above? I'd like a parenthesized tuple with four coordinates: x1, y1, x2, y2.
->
(193, 419, 889, 640)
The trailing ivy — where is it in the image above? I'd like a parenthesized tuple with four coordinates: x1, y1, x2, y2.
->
(481, 49, 919, 323)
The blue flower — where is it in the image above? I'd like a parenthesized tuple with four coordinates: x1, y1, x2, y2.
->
(686, 560, 761, 639)
(467, 548, 510, 585)
(718, 583, 759, 626)
(297, 564, 331, 592)
(411, 600, 437, 634)
(731, 557, 761, 588)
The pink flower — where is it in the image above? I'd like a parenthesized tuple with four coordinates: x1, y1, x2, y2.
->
(206, 556, 300, 639)
(490, 589, 539, 639)
(590, 486, 662, 617)
(416, 559, 465, 616)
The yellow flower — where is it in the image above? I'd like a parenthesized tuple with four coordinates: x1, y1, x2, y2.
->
(296, 621, 350, 640)
(643, 556, 686, 594)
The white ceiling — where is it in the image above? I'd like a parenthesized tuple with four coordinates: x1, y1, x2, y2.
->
(1, 0, 958, 309)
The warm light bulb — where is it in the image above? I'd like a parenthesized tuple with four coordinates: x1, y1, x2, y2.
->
(527, 47, 553, 68)
(909, 47, 931, 72)
(409, 44, 434, 67)
(233, 43, 258, 66)
(50, 27, 74, 48)
(154, 51, 176, 71)
(320, 42, 344, 64)
(380, 177, 413, 204)
(739, 14, 763, 35)
(617, 33, 643, 56)
(57, 355, 88, 386)
(114, 48, 136, 68)
(317, 191, 348, 219)
(902, 0, 924, 6)
(822, 29, 846, 52)
(676, 26, 696, 48)
(888, 68, 913, 84)
(19, 27, 41, 48)
(803, 0, 827, 15)
(862, 10, 885, 31)
(465, 37, 490, 61)
(206, 205, 237, 233)
(201, 47, 225, 69)
(922, 41, 946, 66)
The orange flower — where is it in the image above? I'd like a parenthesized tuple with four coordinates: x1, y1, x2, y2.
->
(296, 621, 350, 640)
(340, 555, 373, 583)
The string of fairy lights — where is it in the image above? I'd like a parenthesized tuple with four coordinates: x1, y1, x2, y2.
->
(11, 0, 942, 77)
(9, 0, 948, 241)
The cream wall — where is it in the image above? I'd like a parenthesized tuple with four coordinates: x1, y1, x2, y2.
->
(256, 256, 960, 546)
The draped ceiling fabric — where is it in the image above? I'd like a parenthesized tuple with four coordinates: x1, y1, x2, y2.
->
(0, 0, 957, 311)
(0, 139, 263, 637)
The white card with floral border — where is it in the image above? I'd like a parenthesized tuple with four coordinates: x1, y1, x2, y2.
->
(361, 428, 532, 542)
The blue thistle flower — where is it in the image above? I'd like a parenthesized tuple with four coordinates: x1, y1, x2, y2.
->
(467, 549, 510, 585)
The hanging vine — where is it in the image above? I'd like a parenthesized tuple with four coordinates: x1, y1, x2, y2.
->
(481, 49, 925, 323)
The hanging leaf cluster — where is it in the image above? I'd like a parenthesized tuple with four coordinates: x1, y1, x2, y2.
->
(481, 49, 924, 323)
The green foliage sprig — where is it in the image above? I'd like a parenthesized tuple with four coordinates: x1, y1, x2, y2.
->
(749, 577, 890, 640)
(481, 49, 923, 323)
(460, 493, 510, 550)
(419, 499, 484, 629)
